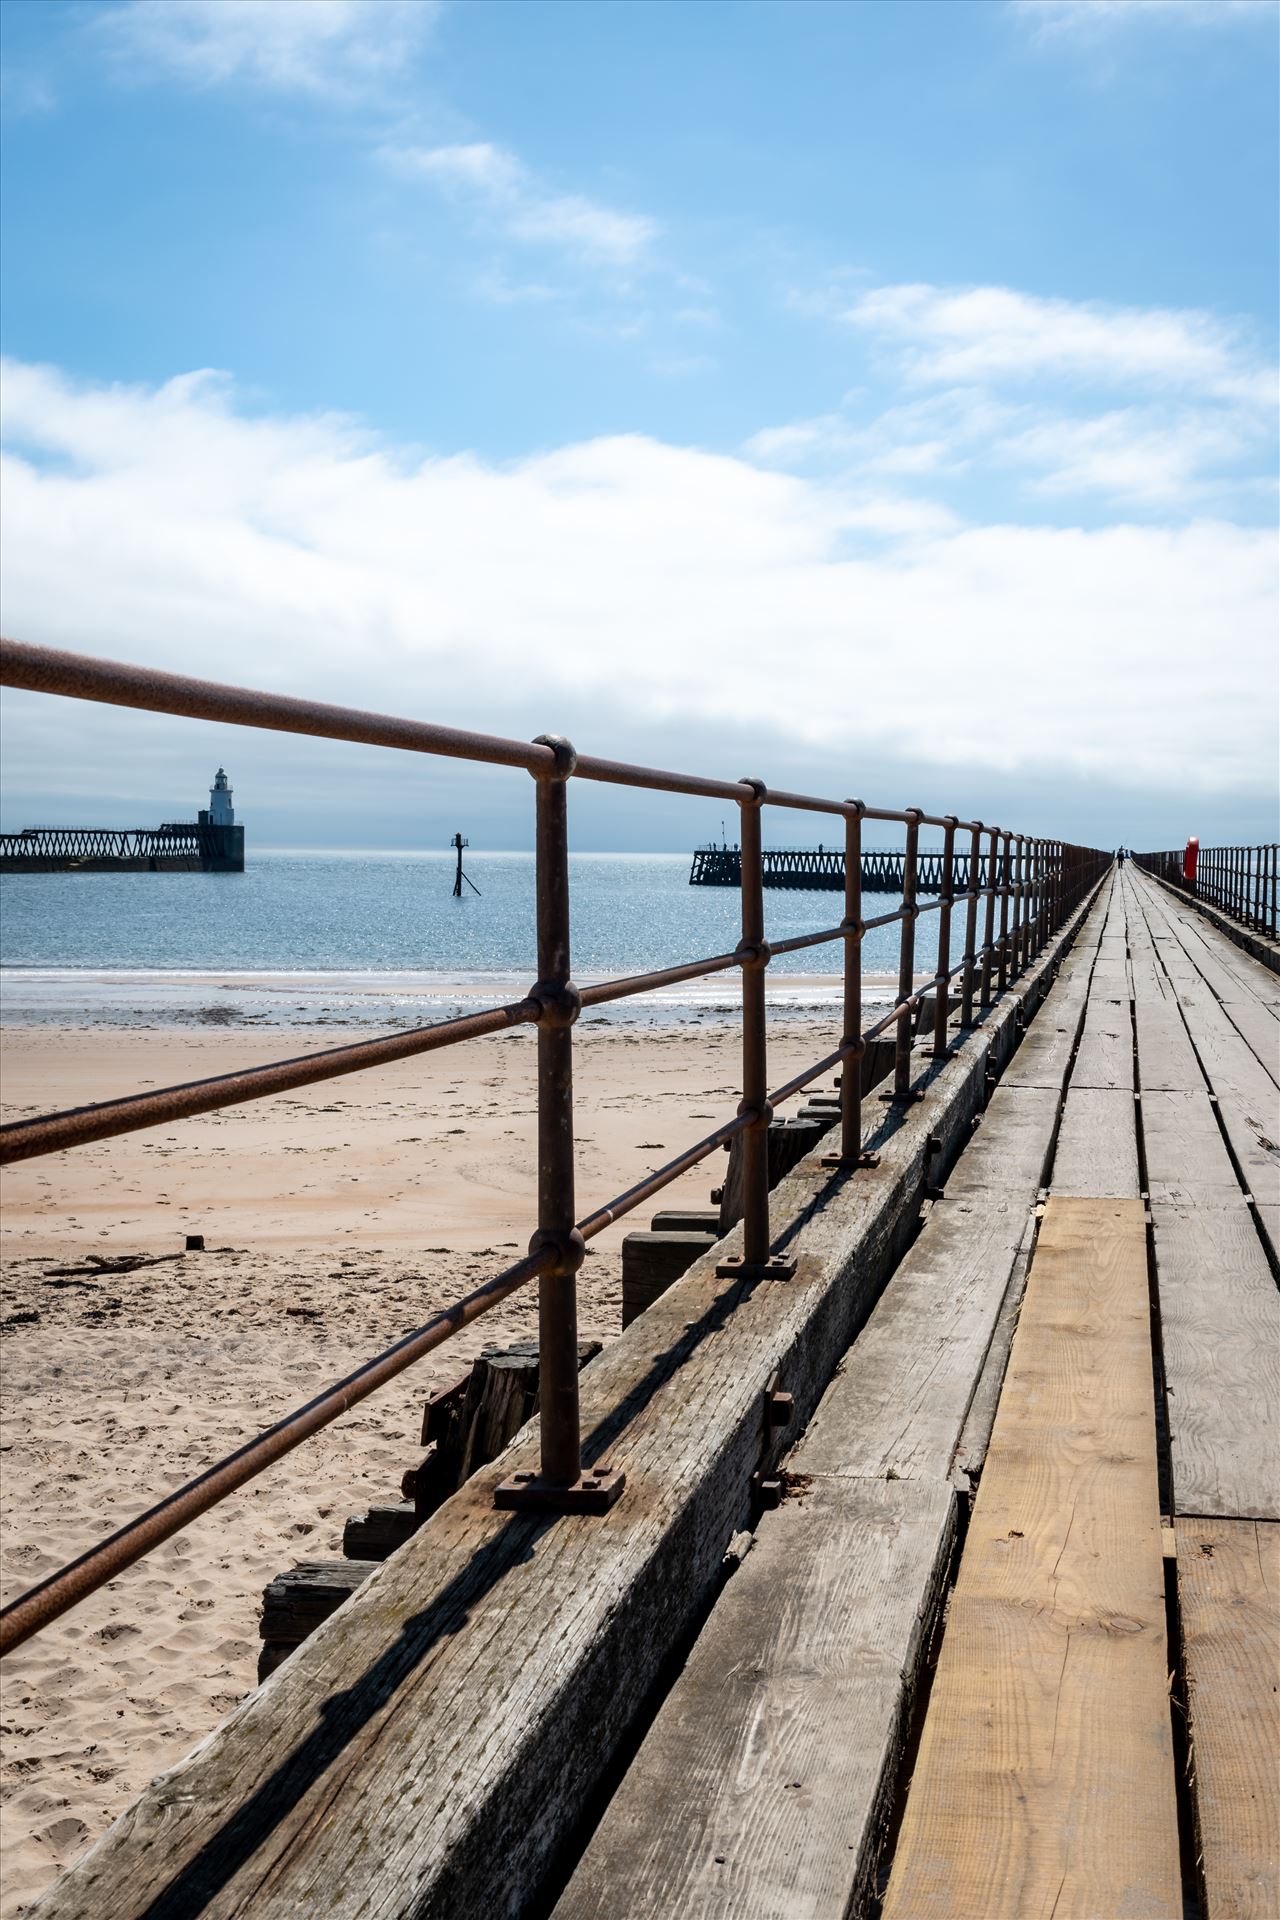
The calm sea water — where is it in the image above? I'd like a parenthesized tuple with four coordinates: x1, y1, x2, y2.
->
(0, 851, 947, 1028)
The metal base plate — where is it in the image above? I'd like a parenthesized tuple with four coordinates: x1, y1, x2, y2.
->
(715, 1253, 798, 1281)
(819, 1148, 881, 1171)
(878, 1088, 926, 1106)
(494, 1466, 625, 1514)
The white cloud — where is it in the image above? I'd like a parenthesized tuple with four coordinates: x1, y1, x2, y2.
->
(97, 0, 436, 100)
(383, 141, 657, 268)
(2, 359, 1275, 802)
(1013, 0, 1271, 40)
(847, 283, 1274, 407)
(1003, 406, 1271, 504)
(746, 390, 1016, 479)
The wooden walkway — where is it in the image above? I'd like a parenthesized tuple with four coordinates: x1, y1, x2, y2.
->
(560, 866, 1279, 1920)
(29, 867, 1276, 1920)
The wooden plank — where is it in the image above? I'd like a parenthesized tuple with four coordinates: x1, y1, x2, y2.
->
(1071, 995, 1134, 1090)
(1133, 993, 1204, 1091)
(1159, 987, 1280, 1211)
(790, 1194, 1034, 1484)
(881, 1198, 1181, 1920)
(1220, 995, 1280, 1085)
(1001, 997, 1090, 1090)
(1052, 1087, 1141, 1197)
(942, 1086, 1060, 1195)
(951, 1209, 1037, 1490)
(1153, 1202, 1280, 1521)
(1142, 1089, 1241, 1205)
(555, 1478, 957, 1920)
(1176, 1519, 1280, 1920)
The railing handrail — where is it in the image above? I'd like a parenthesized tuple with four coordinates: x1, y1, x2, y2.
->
(1133, 842, 1278, 939)
(0, 635, 1109, 1656)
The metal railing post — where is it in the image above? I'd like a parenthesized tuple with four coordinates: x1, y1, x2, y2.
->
(996, 830, 1012, 994)
(825, 801, 877, 1170)
(959, 821, 982, 1027)
(1029, 837, 1042, 959)
(933, 816, 957, 1058)
(890, 810, 923, 1100)
(1010, 833, 1025, 976)
(718, 782, 795, 1279)
(495, 736, 623, 1514)
(979, 826, 998, 1008)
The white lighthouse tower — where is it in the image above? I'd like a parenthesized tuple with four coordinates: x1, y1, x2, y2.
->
(197, 768, 244, 869)
(209, 767, 234, 827)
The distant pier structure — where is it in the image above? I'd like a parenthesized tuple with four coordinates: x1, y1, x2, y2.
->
(0, 769, 245, 873)
(689, 842, 992, 893)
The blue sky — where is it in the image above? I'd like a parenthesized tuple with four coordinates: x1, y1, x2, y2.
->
(1, 0, 1276, 850)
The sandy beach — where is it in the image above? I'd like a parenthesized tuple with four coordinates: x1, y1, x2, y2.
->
(0, 1002, 849, 1913)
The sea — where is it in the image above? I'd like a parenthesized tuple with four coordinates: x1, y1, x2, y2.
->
(0, 851, 954, 1031)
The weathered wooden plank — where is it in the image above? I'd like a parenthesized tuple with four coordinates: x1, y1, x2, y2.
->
(951, 1208, 1037, 1490)
(555, 1477, 956, 1920)
(1161, 988, 1280, 1211)
(942, 1086, 1060, 1195)
(881, 1198, 1181, 1920)
(1142, 1089, 1241, 1205)
(1052, 1087, 1141, 1197)
(1177, 1519, 1280, 1920)
(1132, 992, 1203, 1091)
(1153, 1202, 1280, 1521)
(789, 1194, 1034, 1484)
(1070, 995, 1134, 1090)
(1000, 996, 1090, 1090)
(1220, 995, 1280, 1085)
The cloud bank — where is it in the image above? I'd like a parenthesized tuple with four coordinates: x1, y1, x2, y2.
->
(2, 357, 1274, 815)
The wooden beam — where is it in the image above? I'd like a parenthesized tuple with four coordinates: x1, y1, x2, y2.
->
(1176, 1518, 1280, 1920)
(555, 1477, 956, 1920)
(1153, 1202, 1280, 1521)
(881, 1198, 1181, 1920)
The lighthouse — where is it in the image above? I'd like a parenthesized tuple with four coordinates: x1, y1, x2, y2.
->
(197, 768, 245, 870)
(208, 767, 234, 827)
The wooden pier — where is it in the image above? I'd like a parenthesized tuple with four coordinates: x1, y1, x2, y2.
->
(690, 843, 996, 891)
(31, 862, 1278, 1919)
(0, 821, 244, 872)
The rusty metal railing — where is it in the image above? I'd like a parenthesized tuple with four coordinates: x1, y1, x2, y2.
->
(0, 637, 1109, 1654)
(1134, 844, 1279, 938)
